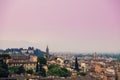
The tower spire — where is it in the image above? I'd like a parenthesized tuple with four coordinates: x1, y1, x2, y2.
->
(46, 45, 49, 59)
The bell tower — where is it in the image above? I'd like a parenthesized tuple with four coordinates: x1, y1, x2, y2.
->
(46, 46, 49, 58)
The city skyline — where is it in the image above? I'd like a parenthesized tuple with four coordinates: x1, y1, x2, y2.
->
(0, 0, 120, 53)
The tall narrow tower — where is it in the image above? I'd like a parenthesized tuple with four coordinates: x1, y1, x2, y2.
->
(46, 46, 49, 59)
(93, 52, 98, 60)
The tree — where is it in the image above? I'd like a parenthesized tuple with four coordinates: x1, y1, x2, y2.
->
(9, 66, 20, 75)
(47, 64, 71, 77)
(16, 65, 25, 74)
(37, 57, 47, 65)
(47, 66, 60, 76)
(77, 72, 86, 76)
(27, 69, 33, 75)
(0, 59, 8, 69)
(0, 54, 11, 59)
(60, 68, 71, 77)
(0, 68, 9, 77)
(36, 62, 39, 72)
(39, 66, 46, 77)
(48, 64, 58, 69)
(36, 57, 47, 77)
(0, 59, 9, 77)
(8, 67, 15, 74)
(75, 57, 79, 71)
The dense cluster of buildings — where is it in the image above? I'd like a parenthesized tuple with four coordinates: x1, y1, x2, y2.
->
(0, 47, 120, 80)
(47, 52, 120, 80)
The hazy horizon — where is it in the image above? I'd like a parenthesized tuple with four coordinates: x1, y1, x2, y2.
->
(0, 40, 119, 53)
(0, 0, 120, 53)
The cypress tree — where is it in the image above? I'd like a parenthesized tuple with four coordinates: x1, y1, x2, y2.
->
(75, 57, 79, 71)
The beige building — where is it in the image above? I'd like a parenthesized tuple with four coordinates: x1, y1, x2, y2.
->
(56, 57, 64, 65)
(28, 50, 34, 54)
(6, 55, 37, 72)
(21, 49, 28, 53)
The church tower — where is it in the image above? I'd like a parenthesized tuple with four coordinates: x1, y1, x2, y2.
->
(93, 52, 98, 60)
(46, 46, 49, 59)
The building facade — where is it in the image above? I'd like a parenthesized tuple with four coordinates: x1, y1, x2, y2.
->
(6, 55, 37, 72)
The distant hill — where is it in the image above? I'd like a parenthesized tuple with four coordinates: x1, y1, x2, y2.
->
(0, 40, 45, 50)
(0, 40, 46, 57)
(34, 49, 45, 57)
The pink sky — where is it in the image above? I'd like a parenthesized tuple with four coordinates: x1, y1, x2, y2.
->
(0, 0, 120, 53)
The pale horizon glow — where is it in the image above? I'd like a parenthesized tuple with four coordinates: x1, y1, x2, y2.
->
(0, 0, 120, 53)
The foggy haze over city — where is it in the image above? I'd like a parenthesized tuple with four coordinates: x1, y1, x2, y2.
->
(0, 0, 120, 53)
(0, 0, 120, 80)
